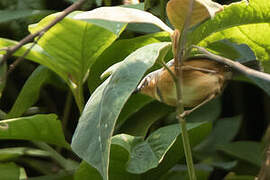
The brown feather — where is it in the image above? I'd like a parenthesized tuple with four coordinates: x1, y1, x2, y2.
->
(138, 58, 232, 107)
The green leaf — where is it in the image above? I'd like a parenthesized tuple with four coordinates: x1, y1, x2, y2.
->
(205, 39, 257, 63)
(27, 12, 126, 109)
(6, 66, 54, 119)
(166, 0, 223, 30)
(0, 10, 127, 110)
(193, 116, 242, 170)
(217, 141, 263, 167)
(0, 147, 50, 162)
(75, 161, 102, 180)
(119, 101, 173, 136)
(125, 123, 204, 173)
(186, 97, 222, 122)
(71, 42, 171, 180)
(0, 114, 69, 148)
(189, 0, 270, 72)
(143, 122, 212, 179)
(195, 115, 242, 154)
(115, 94, 153, 131)
(75, 139, 142, 180)
(0, 10, 52, 23)
(75, 123, 209, 179)
(88, 31, 171, 92)
(0, 163, 21, 180)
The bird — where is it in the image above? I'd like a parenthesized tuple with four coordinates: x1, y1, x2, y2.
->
(135, 58, 232, 116)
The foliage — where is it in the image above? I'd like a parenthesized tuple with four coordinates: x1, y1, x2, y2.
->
(0, 0, 269, 179)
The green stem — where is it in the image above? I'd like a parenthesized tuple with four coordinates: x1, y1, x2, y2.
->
(179, 117, 196, 179)
(33, 141, 70, 170)
(73, 84, 84, 114)
(62, 91, 73, 133)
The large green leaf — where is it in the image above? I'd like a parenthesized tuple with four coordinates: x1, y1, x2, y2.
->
(27, 12, 125, 85)
(125, 123, 207, 174)
(0, 11, 126, 110)
(6, 66, 54, 119)
(193, 116, 242, 170)
(75, 136, 142, 180)
(217, 141, 263, 167)
(88, 31, 171, 92)
(188, 0, 270, 72)
(88, 32, 170, 130)
(75, 123, 209, 180)
(194, 115, 242, 155)
(0, 114, 69, 148)
(143, 122, 212, 179)
(71, 42, 171, 180)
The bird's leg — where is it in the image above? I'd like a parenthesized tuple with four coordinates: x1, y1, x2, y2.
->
(182, 65, 217, 74)
(180, 93, 217, 118)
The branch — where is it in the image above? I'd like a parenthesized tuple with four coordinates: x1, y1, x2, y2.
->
(193, 45, 270, 82)
(1, 0, 86, 71)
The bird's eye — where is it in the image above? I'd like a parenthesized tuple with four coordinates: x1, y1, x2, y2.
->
(224, 65, 232, 72)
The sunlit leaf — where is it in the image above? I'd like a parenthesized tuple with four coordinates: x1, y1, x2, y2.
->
(74, 6, 173, 34)
(188, 0, 270, 72)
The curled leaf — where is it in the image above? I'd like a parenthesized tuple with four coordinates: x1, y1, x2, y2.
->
(166, 0, 223, 30)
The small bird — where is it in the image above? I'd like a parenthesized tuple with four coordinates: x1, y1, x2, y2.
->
(135, 58, 232, 114)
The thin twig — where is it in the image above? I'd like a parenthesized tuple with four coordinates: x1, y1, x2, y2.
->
(1, 0, 86, 69)
(194, 45, 270, 82)
(7, 35, 43, 75)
